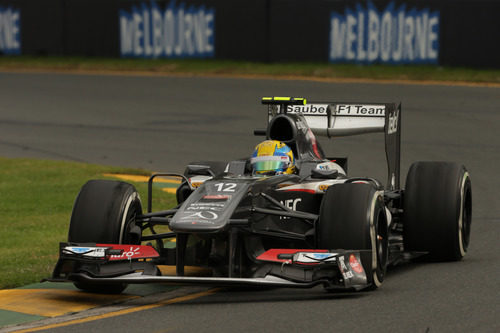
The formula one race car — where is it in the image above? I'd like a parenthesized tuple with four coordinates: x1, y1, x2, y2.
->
(48, 97, 472, 293)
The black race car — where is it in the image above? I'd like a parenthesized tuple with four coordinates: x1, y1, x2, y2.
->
(48, 97, 472, 293)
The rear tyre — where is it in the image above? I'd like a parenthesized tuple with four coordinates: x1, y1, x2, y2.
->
(68, 180, 143, 293)
(403, 162, 472, 261)
(317, 183, 388, 291)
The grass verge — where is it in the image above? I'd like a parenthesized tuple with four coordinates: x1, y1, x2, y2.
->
(0, 157, 176, 289)
(0, 56, 499, 84)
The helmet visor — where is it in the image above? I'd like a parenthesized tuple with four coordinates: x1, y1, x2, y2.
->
(251, 156, 290, 173)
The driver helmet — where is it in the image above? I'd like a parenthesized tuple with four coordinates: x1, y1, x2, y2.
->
(251, 140, 295, 175)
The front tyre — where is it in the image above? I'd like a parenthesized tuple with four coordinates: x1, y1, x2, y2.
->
(317, 184, 388, 290)
(403, 162, 472, 261)
(68, 180, 143, 293)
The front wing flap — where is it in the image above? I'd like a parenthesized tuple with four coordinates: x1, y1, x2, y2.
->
(254, 249, 368, 290)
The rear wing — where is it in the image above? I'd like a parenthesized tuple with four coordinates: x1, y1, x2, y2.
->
(262, 97, 401, 190)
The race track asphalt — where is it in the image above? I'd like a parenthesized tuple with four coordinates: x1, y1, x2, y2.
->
(0, 72, 499, 332)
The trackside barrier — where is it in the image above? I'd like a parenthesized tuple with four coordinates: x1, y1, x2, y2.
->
(0, 0, 498, 68)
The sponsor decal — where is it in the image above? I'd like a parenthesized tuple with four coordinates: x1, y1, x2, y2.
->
(64, 244, 159, 260)
(349, 254, 364, 274)
(110, 246, 140, 260)
(316, 162, 339, 171)
(65, 247, 91, 254)
(286, 104, 329, 115)
(335, 104, 385, 116)
(338, 255, 354, 279)
(103, 244, 160, 260)
(63, 246, 106, 258)
(184, 193, 232, 218)
(390, 173, 396, 190)
(256, 249, 328, 263)
(203, 195, 230, 200)
(318, 184, 330, 192)
(187, 202, 225, 211)
(309, 253, 334, 260)
(294, 252, 338, 264)
(387, 108, 399, 134)
(329, 1, 439, 64)
(0, 6, 21, 55)
(279, 198, 302, 220)
(280, 198, 301, 210)
(119, 1, 215, 58)
(181, 211, 218, 220)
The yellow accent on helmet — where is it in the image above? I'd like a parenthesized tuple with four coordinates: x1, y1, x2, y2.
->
(251, 140, 295, 175)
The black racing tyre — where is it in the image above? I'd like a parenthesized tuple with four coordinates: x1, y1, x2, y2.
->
(403, 162, 472, 261)
(68, 180, 143, 293)
(317, 183, 388, 291)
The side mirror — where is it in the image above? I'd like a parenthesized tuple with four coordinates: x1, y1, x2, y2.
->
(186, 164, 215, 177)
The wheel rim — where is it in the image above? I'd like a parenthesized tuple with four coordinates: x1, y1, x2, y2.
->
(458, 175, 472, 257)
(370, 195, 388, 288)
(462, 196, 471, 249)
(375, 210, 388, 283)
(119, 192, 142, 244)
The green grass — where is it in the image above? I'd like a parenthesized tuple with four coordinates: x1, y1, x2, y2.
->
(1, 56, 499, 84)
(0, 157, 176, 289)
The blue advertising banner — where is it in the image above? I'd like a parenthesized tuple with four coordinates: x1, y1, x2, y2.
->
(0, 5, 20, 54)
(119, 1, 215, 58)
(329, 1, 439, 64)
(0, 0, 497, 68)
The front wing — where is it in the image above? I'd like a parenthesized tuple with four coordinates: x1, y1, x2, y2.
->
(48, 243, 372, 291)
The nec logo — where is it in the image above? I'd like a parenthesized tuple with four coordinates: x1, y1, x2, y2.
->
(281, 198, 302, 210)
(279, 198, 302, 220)
(387, 109, 399, 134)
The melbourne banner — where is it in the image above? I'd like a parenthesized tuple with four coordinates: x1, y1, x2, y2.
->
(119, 1, 215, 58)
(0, 6, 21, 55)
(329, 1, 439, 64)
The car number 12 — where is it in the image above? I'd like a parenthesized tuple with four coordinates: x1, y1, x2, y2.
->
(214, 183, 237, 192)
